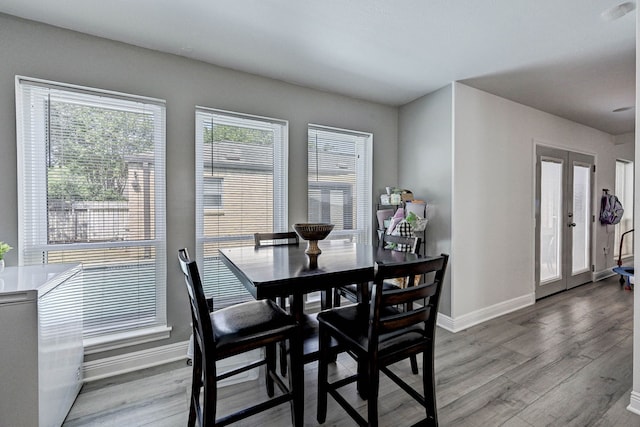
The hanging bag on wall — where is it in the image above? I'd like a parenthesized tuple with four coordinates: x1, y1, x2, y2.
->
(600, 193, 624, 225)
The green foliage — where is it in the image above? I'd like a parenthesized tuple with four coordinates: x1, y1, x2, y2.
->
(0, 242, 12, 260)
(204, 124, 273, 146)
(47, 102, 154, 201)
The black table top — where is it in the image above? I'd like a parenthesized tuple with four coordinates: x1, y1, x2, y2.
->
(219, 240, 422, 299)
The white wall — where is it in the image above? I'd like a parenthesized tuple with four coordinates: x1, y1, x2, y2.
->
(0, 13, 399, 360)
(398, 85, 453, 316)
(452, 82, 633, 322)
(629, 6, 640, 415)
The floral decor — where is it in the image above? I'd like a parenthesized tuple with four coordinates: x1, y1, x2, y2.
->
(0, 242, 12, 260)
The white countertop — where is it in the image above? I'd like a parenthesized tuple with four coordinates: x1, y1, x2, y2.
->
(0, 264, 82, 298)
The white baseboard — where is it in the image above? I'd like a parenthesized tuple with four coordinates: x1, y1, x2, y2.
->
(627, 391, 640, 415)
(437, 293, 535, 333)
(594, 268, 617, 282)
(83, 341, 189, 382)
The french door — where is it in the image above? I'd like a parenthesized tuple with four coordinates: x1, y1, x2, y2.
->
(535, 146, 594, 299)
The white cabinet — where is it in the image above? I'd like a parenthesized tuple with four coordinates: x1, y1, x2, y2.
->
(0, 264, 83, 427)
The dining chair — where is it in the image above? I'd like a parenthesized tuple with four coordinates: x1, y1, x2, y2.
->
(333, 233, 422, 307)
(333, 234, 423, 374)
(254, 232, 300, 247)
(178, 248, 303, 427)
(317, 254, 449, 427)
(254, 232, 299, 376)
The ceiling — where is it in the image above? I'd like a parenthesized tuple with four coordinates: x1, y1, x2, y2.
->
(0, 0, 635, 135)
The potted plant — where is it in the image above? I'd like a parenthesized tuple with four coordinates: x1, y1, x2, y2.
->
(0, 242, 12, 272)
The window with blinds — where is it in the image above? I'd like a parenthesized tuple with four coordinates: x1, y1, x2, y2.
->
(308, 125, 372, 244)
(195, 108, 288, 309)
(16, 76, 167, 341)
(615, 159, 634, 258)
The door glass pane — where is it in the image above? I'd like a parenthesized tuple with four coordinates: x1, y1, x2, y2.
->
(572, 164, 591, 274)
(540, 160, 563, 282)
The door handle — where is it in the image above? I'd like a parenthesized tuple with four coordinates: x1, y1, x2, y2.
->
(568, 222, 576, 227)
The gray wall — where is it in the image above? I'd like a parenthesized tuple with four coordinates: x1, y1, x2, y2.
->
(0, 13, 400, 360)
(452, 82, 633, 322)
(398, 85, 453, 316)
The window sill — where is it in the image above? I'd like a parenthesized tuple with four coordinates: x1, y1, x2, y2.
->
(83, 325, 173, 355)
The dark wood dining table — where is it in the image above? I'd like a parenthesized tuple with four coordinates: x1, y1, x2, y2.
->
(219, 239, 424, 414)
(219, 239, 419, 354)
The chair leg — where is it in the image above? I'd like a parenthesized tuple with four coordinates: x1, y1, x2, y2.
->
(289, 329, 304, 427)
(357, 358, 369, 400)
(333, 288, 341, 307)
(423, 349, 438, 425)
(316, 326, 330, 424)
(187, 367, 199, 427)
(279, 342, 288, 377)
(266, 343, 276, 397)
(188, 346, 203, 427)
(367, 359, 380, 427)
(410, 355, 419, 375)
(202, 358, 217, 427)
(279, 296, 289, 376)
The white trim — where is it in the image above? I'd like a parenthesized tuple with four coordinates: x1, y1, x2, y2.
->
(84, 326, 172, 355)
(627, 391, 640, 415)
(16, 75, 166, 106)
(83, 340, 189, 382)
(437, 293, 535, 333)
(594, 268, 618, 282)
(195, 105, 288, 127)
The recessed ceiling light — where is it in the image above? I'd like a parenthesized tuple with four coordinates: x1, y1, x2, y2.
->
(601, 2, 636, 21)
(612, 106, 634, 112)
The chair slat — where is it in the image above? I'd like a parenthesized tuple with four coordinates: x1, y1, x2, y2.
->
(379, 307, 431, 335)
(380, 282, 436, 306)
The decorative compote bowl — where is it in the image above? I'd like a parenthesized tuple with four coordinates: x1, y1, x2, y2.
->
(292, 223, 334, 256)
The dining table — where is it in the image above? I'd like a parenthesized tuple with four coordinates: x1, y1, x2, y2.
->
(218, 238, 423, 403)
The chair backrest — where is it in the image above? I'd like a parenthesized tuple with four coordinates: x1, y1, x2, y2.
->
(254, 232, 299, 247)
(368, 254, 448, 352)
(178, 248, 216, 362)
(379, 233, 421, 254)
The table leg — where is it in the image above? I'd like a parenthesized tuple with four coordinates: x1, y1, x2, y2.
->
(320, 289, 333, 310)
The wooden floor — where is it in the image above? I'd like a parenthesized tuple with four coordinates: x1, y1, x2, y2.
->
(63, 276, 640, 426)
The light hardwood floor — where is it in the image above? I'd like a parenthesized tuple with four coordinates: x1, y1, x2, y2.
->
(63, 275, 640, 426)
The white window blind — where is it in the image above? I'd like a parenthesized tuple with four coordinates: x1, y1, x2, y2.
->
(16, 76, 167, 340)
(308, 125, 372, 244)
(615, 159, 634, 258)
(195, 107, 288, 309)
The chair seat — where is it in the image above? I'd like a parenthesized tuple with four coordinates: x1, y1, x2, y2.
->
(317, 304, 426, 356)
(212, 299, 297, 354)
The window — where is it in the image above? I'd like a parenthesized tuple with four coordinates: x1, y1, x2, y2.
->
(196, 108, 287, 308)
(615, 159, 634, 258)
(17, 77, 167, 345)
(203, 177, 224, 210)
(308, 125, 372, 243)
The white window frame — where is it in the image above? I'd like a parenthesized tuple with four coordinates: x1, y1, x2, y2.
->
(16, 76, 168, 351)
(614, 159, 634, 259)
(195, 107, 288, 308)
(306, 124, 372, 306)
(307, 124, 373, 244)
